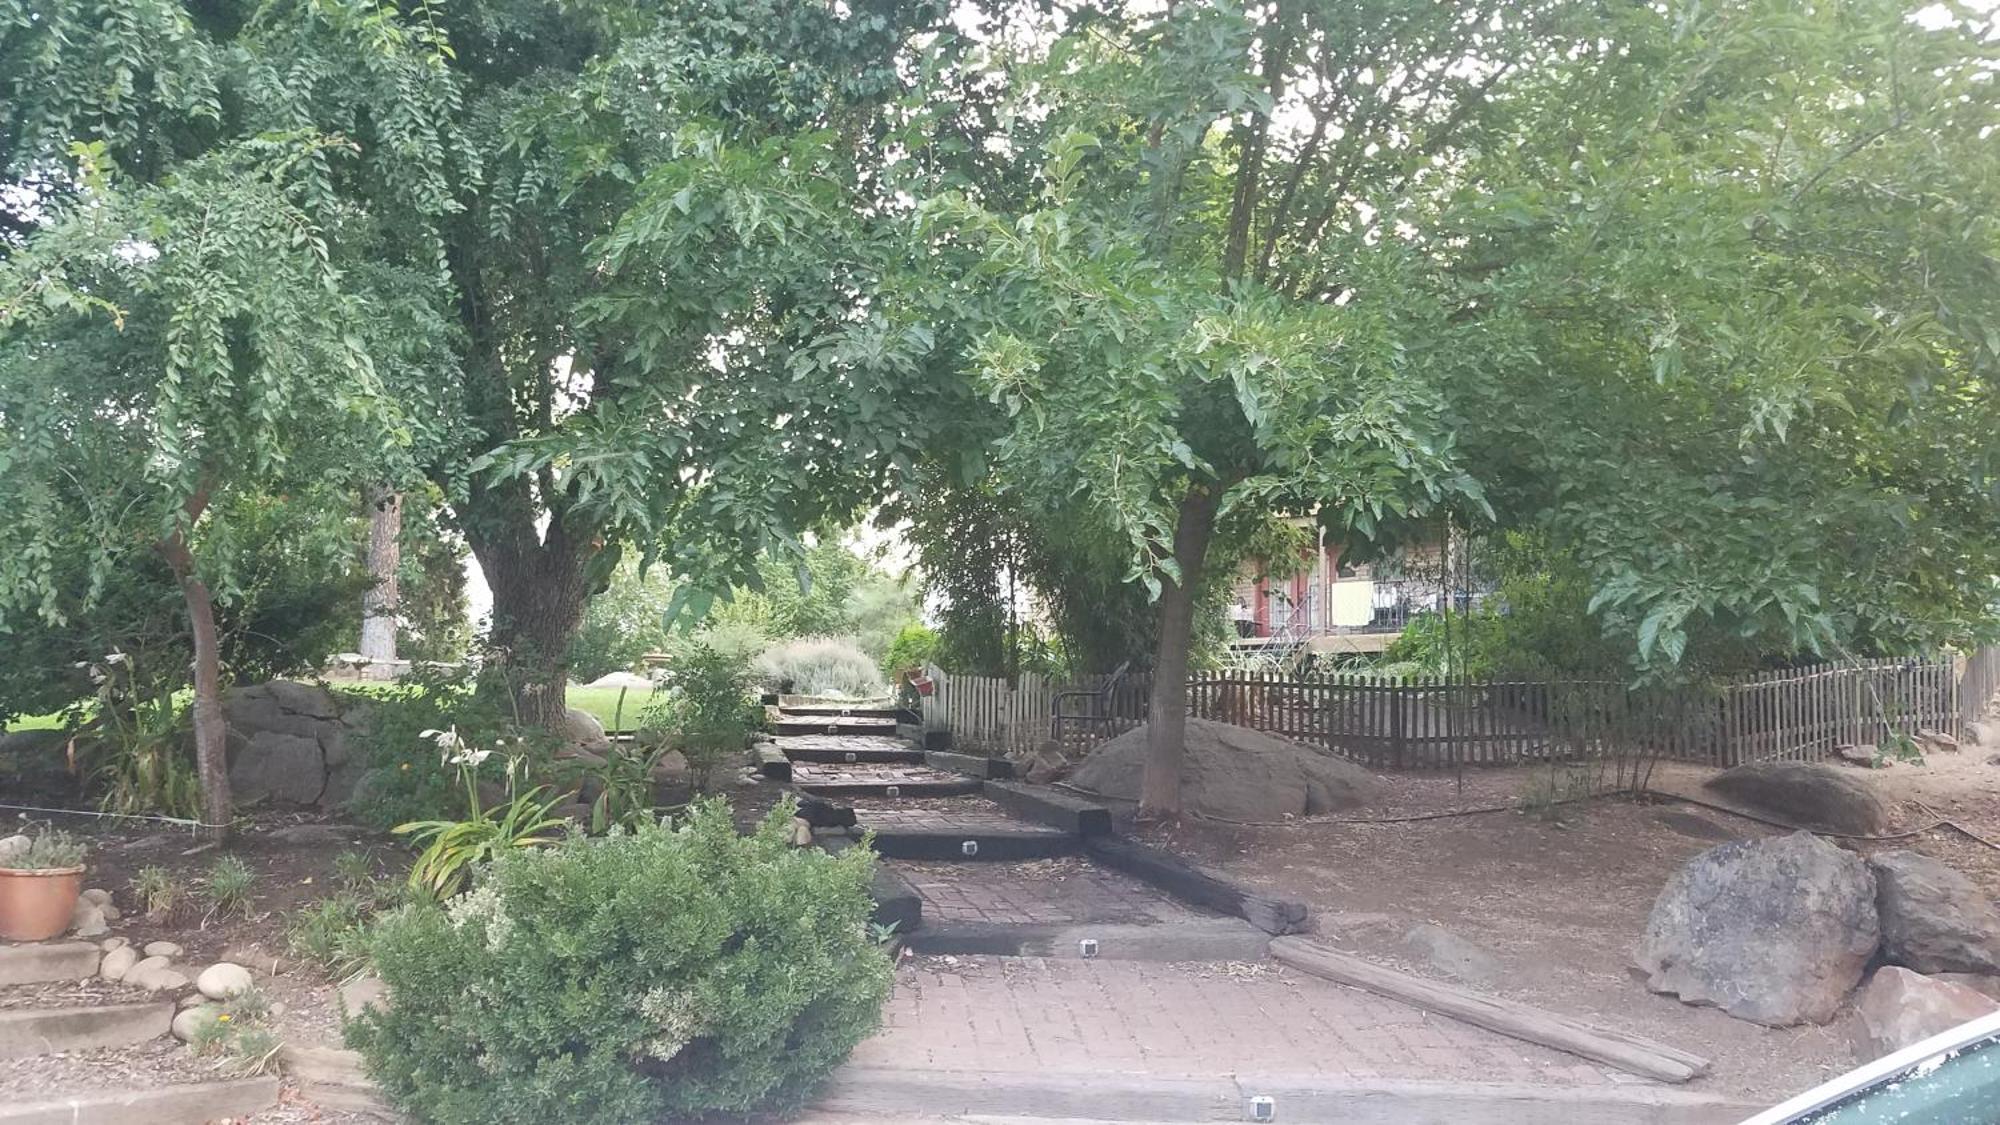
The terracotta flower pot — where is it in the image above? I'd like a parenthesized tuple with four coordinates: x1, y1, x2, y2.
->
(0, 865, 86, 942)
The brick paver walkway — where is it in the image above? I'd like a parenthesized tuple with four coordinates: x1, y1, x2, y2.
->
(777, 734, 918, 754)
(852, 957, 1617, 1087)
(895, 859, 1207, 925)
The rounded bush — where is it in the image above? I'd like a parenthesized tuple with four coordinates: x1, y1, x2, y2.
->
(347, 800, 892, 1123)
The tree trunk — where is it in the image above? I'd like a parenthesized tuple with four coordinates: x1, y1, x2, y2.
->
(359, 487, 403, 667)
(1140, 486, 1222, 818)
(469, 529, 592, 729)
(155, 493, 230, 839)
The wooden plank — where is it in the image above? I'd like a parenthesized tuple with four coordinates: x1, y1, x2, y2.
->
(1270, 938, 1711, 1084)
(1084, 836, 1308, 935)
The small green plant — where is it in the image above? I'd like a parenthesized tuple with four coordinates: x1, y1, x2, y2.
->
(394, 728, 565, 897)
(131, 865, 185, 921)
(203, 856, 257, 920)
(186, 986, 282, 1075)
(332, 850, 376, 891)
(577, 743, 673, 834)
(349, 799, 893, 1124)
(1876, 730, 1925, 768)
(0, 826, 86, 870)
(86, 653, 203, 821)
(287, 894, 374, 977)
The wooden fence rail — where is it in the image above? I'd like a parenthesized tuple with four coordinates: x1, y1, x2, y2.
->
(922, 652, 1981, 770)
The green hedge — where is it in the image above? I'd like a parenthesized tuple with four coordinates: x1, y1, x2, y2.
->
(347, 800, 892, 1123)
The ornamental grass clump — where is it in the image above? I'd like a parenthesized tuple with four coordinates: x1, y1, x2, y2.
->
(348, 798, 892, 1124)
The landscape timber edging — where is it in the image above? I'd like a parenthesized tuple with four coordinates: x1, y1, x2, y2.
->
(905, 918, 1271, 962)
(1270, 936, 1714, 1084)
(924, 750, 1016, 780)
(816, 1066, 1760, 1124)
(0, 1077, 280, 1125)
(0, 1001, 174, 1060)
(980, 780, 1110, 835)
(1082, 835, 1308, 935)
(0, 942, 101, 986)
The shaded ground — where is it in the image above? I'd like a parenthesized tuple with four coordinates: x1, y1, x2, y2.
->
(1137, 749, 2000, 1103)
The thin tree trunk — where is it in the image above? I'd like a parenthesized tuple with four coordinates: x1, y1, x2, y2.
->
(360, 487, 402, 667)
(1141, 486, 1223, 818)
(154, 491, 229, 839)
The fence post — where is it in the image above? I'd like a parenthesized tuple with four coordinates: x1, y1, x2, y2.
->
(1390, 676, 1407, 768)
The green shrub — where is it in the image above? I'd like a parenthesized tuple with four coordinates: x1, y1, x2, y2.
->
(349, 800, 893, 1124)
(882, 622, 938, 678)
(639, 641, 759, 788)
(287, 894, 375, 977)
(754, 636, 883, 698)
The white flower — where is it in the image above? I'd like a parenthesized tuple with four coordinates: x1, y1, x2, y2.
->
(447, 748, 493, 768)
(103, 651, 128, 666)
(419, 728, 443, 739)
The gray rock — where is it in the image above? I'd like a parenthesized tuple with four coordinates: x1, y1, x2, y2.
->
(1932, 972, 2000, 1003)
(1835, 745, 1879, 768)
(1072, 718, 1383, 821)
(97, 901, 119, 921)
(337, 974, 388, 1016)
(100, 937, 127, 952)
(69, 900, 108, 937)
(0, 834, 29, 864)
(196, 962, 255, 1000)
(228, 730, 326, 806)
(559, 707, 612, 754)
(1636, 831, 1878, 1026)
(128, 959, 191, 991)
(172, 1003, 222, 1043)
(1401, 923, 1503, 986)
(1968, 721, 2000, 747)
(1705, 760, 1894, 835)
(79, 887, 112, 906)
(1870, 850, 2000, 975)
(144, 941, 183, 958)
(99, 945, 138, 982)
(1854, 967, 1999, 1058)
(129, 954, 172, 976)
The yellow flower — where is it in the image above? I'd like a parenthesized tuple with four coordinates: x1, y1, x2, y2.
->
(216, 1013, 232, 1023)
(401, 763, 411, 771)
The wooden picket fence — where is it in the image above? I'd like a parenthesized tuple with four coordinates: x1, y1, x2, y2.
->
(923, 654, 1972, 770)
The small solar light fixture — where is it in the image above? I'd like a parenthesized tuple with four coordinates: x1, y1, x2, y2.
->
(961, 840, 979, 857)
(826, 723, 839, 735)
(1247, 1095, 1275, 1122)
(845, 751, 857, 762)
(885, 785, 901, 797)
(1079, 938, 1099, 959)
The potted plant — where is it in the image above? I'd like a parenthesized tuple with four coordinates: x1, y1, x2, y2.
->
(0, 827, 88, 941)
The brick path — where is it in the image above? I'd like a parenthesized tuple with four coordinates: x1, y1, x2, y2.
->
(855, 798, 1065, 835)
(793, 763, 971, 787)
(777, 734, 917, 754)
(895, 859, 1205, 925)
(851, 957, 1618, 1088)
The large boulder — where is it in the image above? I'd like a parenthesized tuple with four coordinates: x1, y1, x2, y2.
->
(1636, 831, 1878, 1026)
(228, 731, 326, 806)
(1853, 967, 2000, 1058)
(223, 680, 371, 809)
(1704, 759, 1895, 835)
(1870, 850, 2000, 975)
(1070, 719, 1382, 821)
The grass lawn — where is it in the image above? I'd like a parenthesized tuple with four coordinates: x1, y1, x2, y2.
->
(566, 684, 659, 734)
(3, 711, 63, 733)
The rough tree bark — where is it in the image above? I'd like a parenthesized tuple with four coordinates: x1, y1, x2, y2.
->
(359, 486, 402, 667)
(462, 480, 597, 729)
(154, 490, 230, 839)
(1140, 485, 1222, 818)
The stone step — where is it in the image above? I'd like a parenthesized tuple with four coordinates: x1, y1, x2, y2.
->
(797, 777, 981, 799)
(785, 746, 927, 766)
(861, 829, 1077, 862)
(283, 1043, 397, 1116)
(0, 1078, 280, 1125)
(0, 942, 102, 986)
(778, 705, 903, 720)
(0, 1001, 174, 1059)
(775, 718, 901, 738)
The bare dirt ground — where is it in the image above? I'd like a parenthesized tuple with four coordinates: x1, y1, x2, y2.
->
(1134, 746, 2000, 1104)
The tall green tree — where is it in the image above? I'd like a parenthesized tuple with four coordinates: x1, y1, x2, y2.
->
(2, 1, 968, 756)
(917, 0, 2000, 815)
